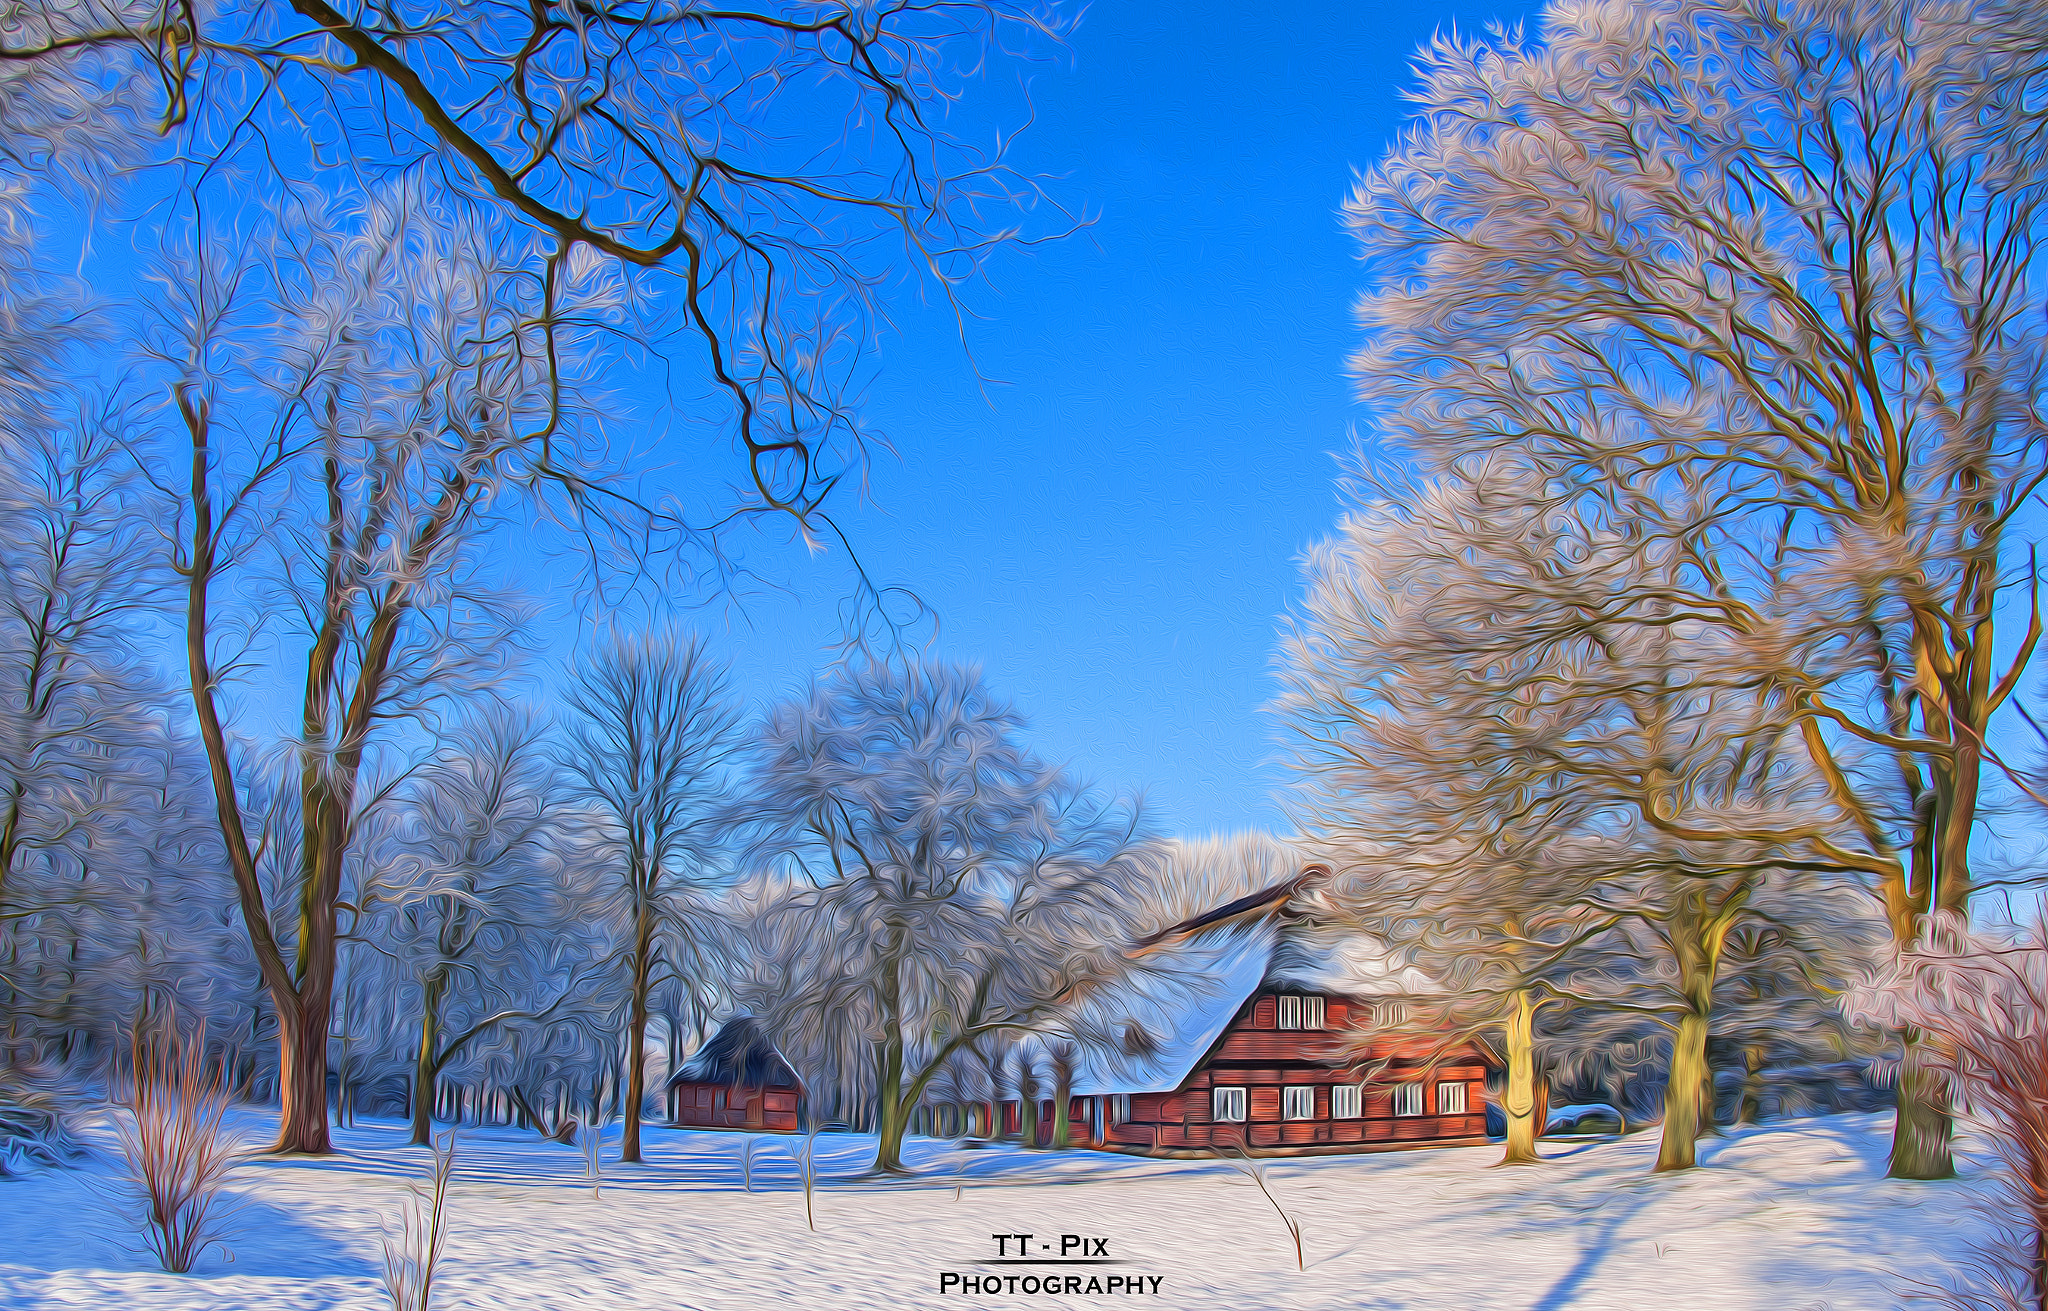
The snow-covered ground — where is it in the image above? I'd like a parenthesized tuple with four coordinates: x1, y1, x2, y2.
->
(0, 1111, 1996, 1309)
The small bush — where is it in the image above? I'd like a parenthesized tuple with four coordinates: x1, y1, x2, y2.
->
(382, 1132, 456, 1311)
(116, 1020, 242, 1273)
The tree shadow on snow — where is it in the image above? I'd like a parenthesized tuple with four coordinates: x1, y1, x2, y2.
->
(1523, 1185, 1663, 1311)
(56, 1184, 382, 1282)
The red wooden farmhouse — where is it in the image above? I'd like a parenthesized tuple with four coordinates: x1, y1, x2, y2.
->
(1057, 862, 1497, 1155)
(1071, 976, 1495, 1157)
(668, 866, 1498, 1156)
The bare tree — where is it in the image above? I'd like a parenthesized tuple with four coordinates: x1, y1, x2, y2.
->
(5, 0, 1073, 565)
(0, 706, 247, 1078)
(1342, 0, 2048, 1178)
(737, 658, 1155, 1174)
(164, 190, 610, 1153)
(563, 630, 740, 1164)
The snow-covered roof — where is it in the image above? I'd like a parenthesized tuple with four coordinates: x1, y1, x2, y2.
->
(1068, 922, 1435, 1096)
(1264, 926, 1442, 996)
(1069, 932, 1272, 1096)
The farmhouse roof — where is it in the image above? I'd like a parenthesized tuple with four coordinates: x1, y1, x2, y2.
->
(1072, 880, 1442, 1097)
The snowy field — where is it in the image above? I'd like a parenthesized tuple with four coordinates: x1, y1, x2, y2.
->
(0, 1111, 1996, 1310)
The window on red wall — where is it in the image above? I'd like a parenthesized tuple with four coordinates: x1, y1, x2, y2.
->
(1331, 1084, 1363, 1119)
(1437, 1081, 1468, 1115)
(1213, 1087, 1247, 1122)
(1276, 995, 1327, 1030)
(1392, 1082, 1423, 1117)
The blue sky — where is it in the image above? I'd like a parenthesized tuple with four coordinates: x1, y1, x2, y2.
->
(620, 0, 1548, 838)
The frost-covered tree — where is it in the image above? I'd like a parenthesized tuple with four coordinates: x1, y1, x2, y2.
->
(361, 708, 581, 1146)
(1, 712, 248, 1075)
(1281, 468, 1883, 1171)
(0, 418, 159, 930)
(737, 659, 1154, 1173)
(563, 630, 741, 1164)
(0, 165, 157, 931)
(1344, 0, 2048, 1178)
(0, 166, 220, 1065)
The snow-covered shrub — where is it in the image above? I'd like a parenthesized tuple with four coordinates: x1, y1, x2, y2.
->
(1852, 916, 2048, 1311)
(116, 1022, 243, 1273)
(0, 1062, 87, 1176)
(382, 1133, 455, 1311)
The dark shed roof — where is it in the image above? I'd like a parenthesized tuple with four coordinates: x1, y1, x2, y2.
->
(673, 1016, 798, 1088)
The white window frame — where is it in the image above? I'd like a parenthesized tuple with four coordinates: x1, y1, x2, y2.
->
(1282, 1085, 1316, 1120)
(1437, 1081, 1468, 1115)
(1275, 994, 1326, 1031)
(1331, 1083, 1363, 1119)
(1392, 1081, 1424, 1117)
(1213, 1086, 1247, 1123)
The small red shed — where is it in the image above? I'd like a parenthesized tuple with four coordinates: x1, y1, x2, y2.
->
(666, 1016, 801, 1133)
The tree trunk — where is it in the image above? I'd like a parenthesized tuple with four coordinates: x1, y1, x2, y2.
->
(1738, 1044, 1764, 1126)
(1883, 834, 1956, 1178)
(874, 1035, 909, 1172)
(621, 904, 655, 1164)
(1656, 1007, 1711, 1172)
(334, 966, 355, 1130)
(1018, 1063, 1040, 1149)
(1654, 902, 1721, 1173)
(1052, 1075, 1072, 1149)
(665, 1018, 683, 1126)
(1880, 593, 1988, 1177)
(1655, 888, 1738, 1173)
(871, 932, 910, 1174)
(410, 970, 447, 1147)
(275, 992, 332, 1154)
(0, 779, 27, 919)
(1498, 988, 1541, 1166)
(1937, 738, 1978, 918)
(1889, 1030, 1956, 1180)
